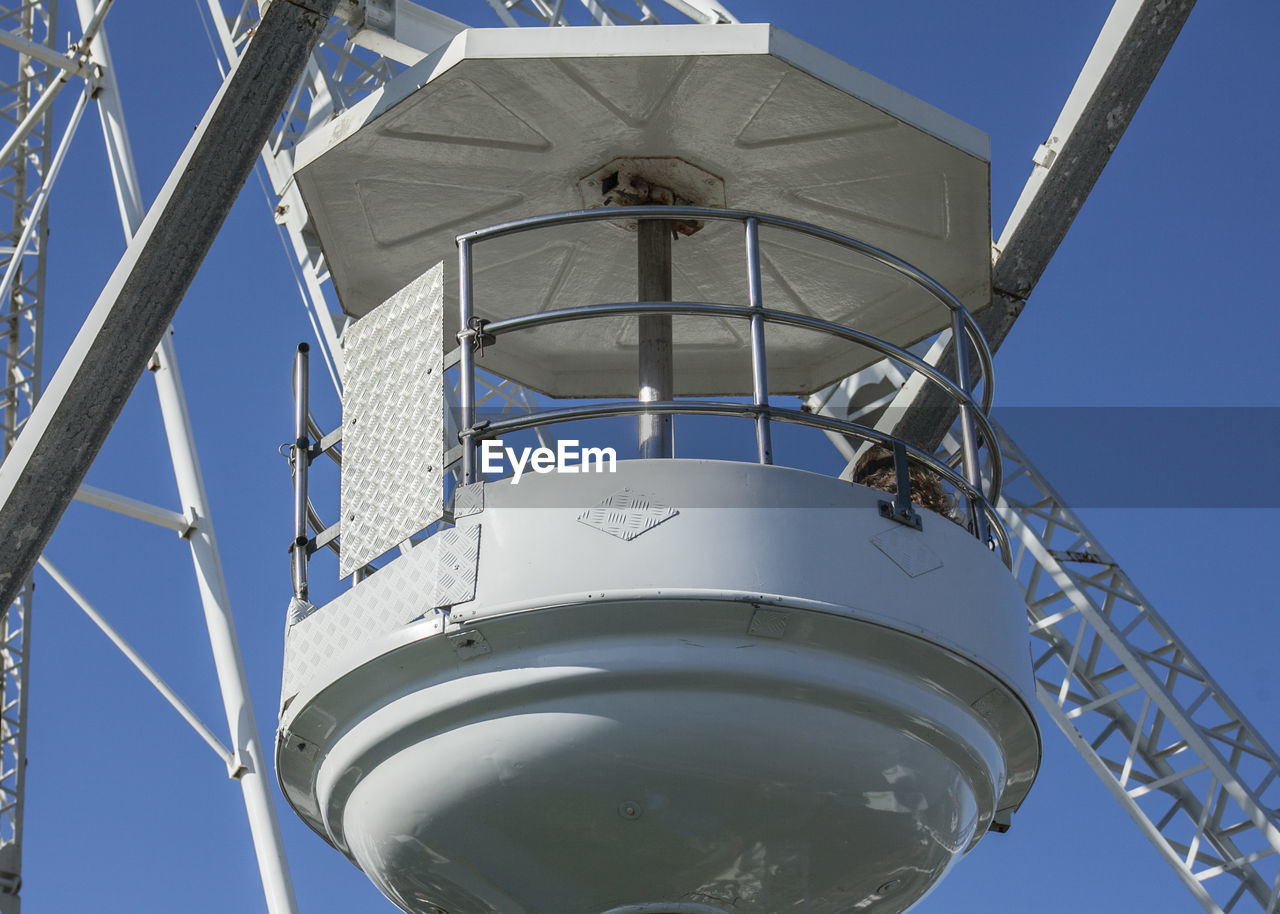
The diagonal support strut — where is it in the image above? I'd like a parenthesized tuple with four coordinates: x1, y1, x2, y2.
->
(0, 0, 341, 614)
(884, 0, 1198, 454)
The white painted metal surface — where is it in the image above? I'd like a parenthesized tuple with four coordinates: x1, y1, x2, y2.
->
(4, 3, 1271, 914)
(152, 335, 302, 914)
(339, 264, 446, 575)
(294, 24, 991, 396)
(278, 460, 1039, 914)
(0, 5, 308, 912)
(343, 0, 467, 66)
(81, 9, 304, 904)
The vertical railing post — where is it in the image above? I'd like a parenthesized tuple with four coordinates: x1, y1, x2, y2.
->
(458, 238, 477, 483)
(290, 343, 309, 602)
(951, 310, 990, 543)
(744, 217, 772, 464)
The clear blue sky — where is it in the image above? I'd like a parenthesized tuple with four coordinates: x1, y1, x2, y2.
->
(23, 1, 1280, 912)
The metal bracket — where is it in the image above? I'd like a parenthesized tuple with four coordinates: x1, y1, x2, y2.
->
(878, 498, 922, 531)
(178, 506, 199, 539)
(226, 752, 250, 781)
(307, 521, 341, 557)
(309, 425, 343, 463)
(877, 441, 922, 531)
(457, 317, 495, 355)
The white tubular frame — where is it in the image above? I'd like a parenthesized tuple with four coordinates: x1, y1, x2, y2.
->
(995, 427, 1280, 914)
(70, 0, 300, 909)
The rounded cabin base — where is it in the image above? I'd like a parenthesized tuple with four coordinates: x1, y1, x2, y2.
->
(277, 461, 1040, 914)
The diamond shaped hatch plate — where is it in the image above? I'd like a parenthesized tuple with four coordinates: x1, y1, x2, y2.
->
(871, 525, 943, 578)
(578, 488, 677, 541)
(340, 263, 446, 577)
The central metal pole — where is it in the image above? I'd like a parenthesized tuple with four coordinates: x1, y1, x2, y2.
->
(638, 218, 672, 458)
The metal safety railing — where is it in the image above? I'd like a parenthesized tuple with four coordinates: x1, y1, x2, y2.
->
(454, 206, 1009, 560)
(284, 345, 554, 599)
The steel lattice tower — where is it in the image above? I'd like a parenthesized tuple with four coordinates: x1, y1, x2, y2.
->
(0, 3, 55, 906)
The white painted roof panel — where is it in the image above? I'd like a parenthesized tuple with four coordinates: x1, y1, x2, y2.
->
(295, 24, 992, 396)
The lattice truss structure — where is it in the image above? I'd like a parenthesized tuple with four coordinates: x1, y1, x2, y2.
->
(999, 429, 1280, 913)
(0, 0, 54, 898)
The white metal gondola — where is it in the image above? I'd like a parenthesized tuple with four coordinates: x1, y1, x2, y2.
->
(277, 23, 1039, 914)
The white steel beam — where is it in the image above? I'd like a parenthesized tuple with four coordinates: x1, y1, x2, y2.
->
(0, 73, 67, 167)
(0, 0, 111, 166)
(71, 1, 300, 908)
(0, 30, 77, 75)
(200, 2, 365, 389)
(152, 333, 301, 914)
(73, 483, 193, 534)
(0, 87, 89, 309)
(0, 0, 341, 617)
(341, 0, 466, 66)
(477, 0, 733, 27)
(74, 0, 144, 241)
(0, 0, 111, 76)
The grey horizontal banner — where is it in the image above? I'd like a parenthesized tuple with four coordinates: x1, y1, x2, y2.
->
(456, 406, 1280, 508)
(995, 407, 1280, 509)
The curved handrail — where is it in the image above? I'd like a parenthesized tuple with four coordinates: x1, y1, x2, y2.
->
(483, 300, 995, 416)
(481, 301, 1002, 501)
(457, 205, 995, 393)
(466, 400, 1009, 566)
(455, 205, 1005, 555)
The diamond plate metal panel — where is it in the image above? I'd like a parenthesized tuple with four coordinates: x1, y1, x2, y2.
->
(454, 482, 484, 518)
(434, 524, 481, 605)
(577, 488, 677, 541)
(340, 262, 445, 577)
(286, 597, 318, 626)
(283, 524, 480, 700)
